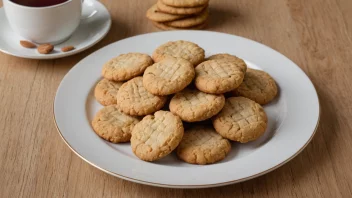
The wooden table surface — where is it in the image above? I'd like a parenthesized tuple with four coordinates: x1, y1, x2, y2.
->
(1, 0, 352, 197)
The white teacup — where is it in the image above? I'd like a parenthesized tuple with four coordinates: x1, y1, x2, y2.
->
(3, 0, 83, 44)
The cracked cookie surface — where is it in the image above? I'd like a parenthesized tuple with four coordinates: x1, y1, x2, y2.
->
(94, 78, 124, 106)
(169, 88, 225, 122)
(177, 126, 231, 165)
(143, 56, 195, 95)
(195, 59, 247, 94)
(131, 111, 184, 161)
(92, 105, 140, 143)
(152, 40, 205, 65)
(116, 77, 167, 116)
(102, 53, 153, 81)
(212, 97, 267, 143)
(233, 68, 278, 105)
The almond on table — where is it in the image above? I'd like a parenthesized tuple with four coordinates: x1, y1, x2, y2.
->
(20, 40, 36, 48)
(37, 44, 54, 54)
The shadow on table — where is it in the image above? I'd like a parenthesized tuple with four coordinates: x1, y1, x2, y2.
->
(207, 6, 241, 30)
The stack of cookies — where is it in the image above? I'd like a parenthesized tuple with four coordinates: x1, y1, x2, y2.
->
(146, 0, 209, 30)
(92, 40, 278, 165)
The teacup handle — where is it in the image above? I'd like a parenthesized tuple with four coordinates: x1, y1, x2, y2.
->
(81, 0, 99, 20)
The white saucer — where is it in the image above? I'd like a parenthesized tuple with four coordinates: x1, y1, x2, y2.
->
(0, 0, 111, 59)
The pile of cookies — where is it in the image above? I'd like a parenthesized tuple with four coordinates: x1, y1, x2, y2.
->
(146, 0, 209, 30)
(92, 40, 278, 165)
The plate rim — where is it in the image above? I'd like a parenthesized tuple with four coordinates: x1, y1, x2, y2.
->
(0, 0, 111, 60)
(53, 110, 320, 188)
(53, 30, 320, 188)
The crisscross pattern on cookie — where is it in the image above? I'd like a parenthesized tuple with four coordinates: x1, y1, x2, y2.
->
(212, 97, 267, 143)
(116, 77, 167, 116)
(195, 59, 246, 94)
(207, 53, 242, 61)
(92, 106, 140, 143)
(170, 89, 225, 122)
(233, 68, 277, 104)
(177, 126, 231, 164)
(94, 79, 124, 106)
(152, 40, 205, 65)
(102, 53, 153, 81)
(143, 57, 195, 95)
(131, 111, 184, 161)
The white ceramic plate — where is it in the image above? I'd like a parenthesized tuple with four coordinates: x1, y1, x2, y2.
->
(0, 0, 111, 59)
(54, 31, 320, 188)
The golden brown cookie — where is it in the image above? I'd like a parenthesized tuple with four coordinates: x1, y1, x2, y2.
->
(131, 110, 184, 161)
(143, 56, 195, 95)
(169, 88, 225, 122)
(161, 0, 209, 7)
(92, 105, 140, 143)
(153, 40, 205, 65)
(102, 53, 153, 81)
(177, 126, 231, 165)
(116, 77, 167, 116)
(157, 0, 207, 15)
(195, 59, 247, 94)
(233, 68, 278, 105)
(94, 78, 124, 106)
(208, 53, 243, 61)
(152, 21, 207, 30)
(146, 4, 186, 22)
(164, 9, 208, 28)
(212, 97, 268, 143)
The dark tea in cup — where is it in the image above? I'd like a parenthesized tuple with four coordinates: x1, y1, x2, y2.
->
(11, 0, 69, 7)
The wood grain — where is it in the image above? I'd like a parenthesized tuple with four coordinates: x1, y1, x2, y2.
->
(1, 0, 352, 197)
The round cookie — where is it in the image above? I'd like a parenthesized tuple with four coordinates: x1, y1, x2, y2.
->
(164, 9, 208, 28)
(131, 110, 184, 161)
(94, 78, 124, 106)
(177, 126, 231, 165)
(92, 105, 140, 143)
(116, 77, 167, 116)
(153, 21, 207, 30)
(143, 56, 195, 95)
(153, 40, 205, 65)
(146, 4, 186, 22)
(157, 0, 207, 15)
(102, 53, 153, 81)
(233, 68, 278, 105)
(195, 59, 247, 94)
(169, 88, 225, 122)
(161, 0, 209, 7)
(212, 97, 268, 143)
(208, 53, 243, 62)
